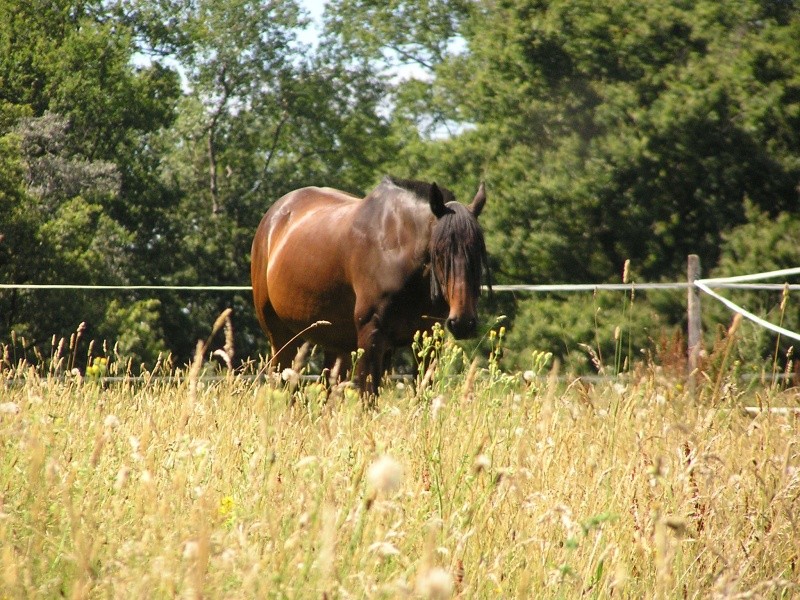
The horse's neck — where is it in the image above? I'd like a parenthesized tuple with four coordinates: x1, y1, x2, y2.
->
(357, 191, 435, 250)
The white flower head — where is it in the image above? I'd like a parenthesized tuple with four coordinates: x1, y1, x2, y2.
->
(431, 395, 445, 419)
(114, 465, 131, 490)
(416, 567, 453, 600)
(103, 414, 120, 429)
(190, 439, 210, 457)
(281, 368, 300, 387)
(368, 541, 401, 557)
(295, 455, 318, 469)
(367, 454, 404, 495)
(0, 402, 20, 415)
(473, 454, 491, 473)
(182, 540, 200, 559)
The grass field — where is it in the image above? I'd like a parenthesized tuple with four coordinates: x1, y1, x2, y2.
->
(1, 325, 799, 598)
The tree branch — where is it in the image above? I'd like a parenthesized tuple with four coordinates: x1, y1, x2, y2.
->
(385, 43, 434, 72)
(206, 67, 232, 215)
(241, 109, 291, 201)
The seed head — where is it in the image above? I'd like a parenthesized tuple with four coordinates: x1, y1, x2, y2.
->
(183, 540, 200, 559)
(473, 454, 491, 473)
(431, 395, 445, 419)
(368, 541, 401, 557)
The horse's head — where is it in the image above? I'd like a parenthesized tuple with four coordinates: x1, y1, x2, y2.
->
(428, 182, 489, 339)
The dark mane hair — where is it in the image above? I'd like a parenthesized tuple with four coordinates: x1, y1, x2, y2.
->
(385, 176, 457, 205)
(430, 203, 491, 301)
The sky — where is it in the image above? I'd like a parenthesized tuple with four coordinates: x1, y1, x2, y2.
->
(295, 0, 428, 82)
(298, 0, 326, 45)
(301, 0, 326, 22)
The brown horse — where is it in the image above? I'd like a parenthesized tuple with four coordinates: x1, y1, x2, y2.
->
(250, 176, 489, 395)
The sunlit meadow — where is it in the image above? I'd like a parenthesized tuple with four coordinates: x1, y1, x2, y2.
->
(1, 319, 799, 599)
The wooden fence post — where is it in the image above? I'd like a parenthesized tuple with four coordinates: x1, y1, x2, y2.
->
(687, 254, 702, 380)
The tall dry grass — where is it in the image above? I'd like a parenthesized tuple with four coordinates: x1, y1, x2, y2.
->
(1, 327, 799, 598)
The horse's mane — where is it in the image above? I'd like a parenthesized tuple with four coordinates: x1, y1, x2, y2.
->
(383, 176, 456, 205)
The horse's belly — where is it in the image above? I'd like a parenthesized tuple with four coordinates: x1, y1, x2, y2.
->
(270, 280, 354, 327)
(267, 262, 357, 350)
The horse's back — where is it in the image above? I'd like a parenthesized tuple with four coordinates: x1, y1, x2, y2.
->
(256, 186, 360, 265)
(261, 185, 357, 224)
(252, 186, 359, 262)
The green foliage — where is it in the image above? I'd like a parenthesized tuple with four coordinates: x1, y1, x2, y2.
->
(1, 111, 137, 354)
(0, 111, 35, 282)
(322, 0, 799, 373)
(0, 0, 181, 362)
(85, 356, 108, 380)
(323, 0, 470, 72)
(100, 298, 168, 368)
(504, 291, 667, 374)
(412, 322, 467, 397)
(140, 0, 395, 362)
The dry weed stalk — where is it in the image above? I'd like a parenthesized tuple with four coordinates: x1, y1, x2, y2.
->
(291, 341, 311, 373)
(460, 358, 479, 403)
(712, 313, 743, 403)
(416, 358, 438, 398)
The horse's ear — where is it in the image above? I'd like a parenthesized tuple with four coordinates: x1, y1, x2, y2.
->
(469, 181, 487, 217)
(429, 182, 448, 218)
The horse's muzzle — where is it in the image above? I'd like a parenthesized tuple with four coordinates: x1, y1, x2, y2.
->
(446, 316, 477, 339)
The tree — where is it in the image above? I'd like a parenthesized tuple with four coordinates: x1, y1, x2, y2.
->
(0, 103, 38, 339)
(322, 0, 800, 371)
(327, 0, 799, 281)
(1, 0, 399, 368)
(4, 0, 798, 373)
(0, 0, 181, 366)
(118, 0, 397, 362)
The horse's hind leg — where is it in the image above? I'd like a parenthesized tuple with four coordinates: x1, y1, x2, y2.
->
(269, 328, 306, 373)
(258, 299, 304, 372)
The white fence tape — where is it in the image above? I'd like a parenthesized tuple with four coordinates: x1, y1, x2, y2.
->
(697, 266, 800, 284)
(490, 283, 800, 292)
(3, 283, 683, 291)
(2, 267, 799, 342)
(695, 267, 800, 343)
(3, 282, 800, 292)
(0, 284, 252, 291)
(490, 283, 687, 292)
